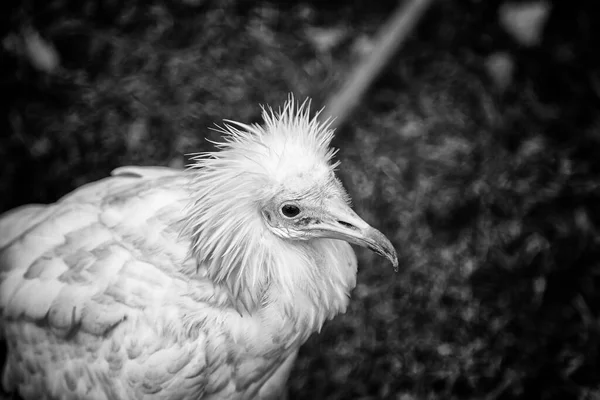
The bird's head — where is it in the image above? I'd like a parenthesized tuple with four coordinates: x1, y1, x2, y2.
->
(257, 155, 397, 268)
(185, 95, 397, 312)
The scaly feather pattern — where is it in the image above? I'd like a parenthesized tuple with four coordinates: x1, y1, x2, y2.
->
(0, 95, 386, 400)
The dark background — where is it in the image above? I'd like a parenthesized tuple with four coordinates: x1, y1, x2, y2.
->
(2, 0, 600, 399)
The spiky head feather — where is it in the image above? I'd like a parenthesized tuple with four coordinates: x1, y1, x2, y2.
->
(183, 95, 356, 329)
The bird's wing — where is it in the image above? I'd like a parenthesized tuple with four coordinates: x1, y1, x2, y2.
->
(110, 165, 182, 179)
(0, 167, 194, 323)
(0, 204, 52, 250)
(0, 167, 295, 399)
(0, 165, 174, 247)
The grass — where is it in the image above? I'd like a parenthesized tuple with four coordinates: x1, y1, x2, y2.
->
(2, 0, 600, 399)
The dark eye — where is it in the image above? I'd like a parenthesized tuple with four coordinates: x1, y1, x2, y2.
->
(281, 204, 301, 218)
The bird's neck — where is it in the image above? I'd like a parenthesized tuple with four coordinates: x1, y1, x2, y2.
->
(183, 170, 357, 340)
(258, 238, 357, 339)
(190, 218, 357, 339)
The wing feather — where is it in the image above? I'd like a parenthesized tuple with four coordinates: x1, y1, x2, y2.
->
(5, 277, 65, 320)
(0, 166, 297, 399)
(0, 205, 54, 249)
(111, 165, 181, 178)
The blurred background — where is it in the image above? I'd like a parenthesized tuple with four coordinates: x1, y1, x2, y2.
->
(2, 0, 600, 399)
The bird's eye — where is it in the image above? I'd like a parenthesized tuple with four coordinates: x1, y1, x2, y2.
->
(281, 204, 301, 218)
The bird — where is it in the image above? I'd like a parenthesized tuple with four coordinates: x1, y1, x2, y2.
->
(0, 95, 397, 400)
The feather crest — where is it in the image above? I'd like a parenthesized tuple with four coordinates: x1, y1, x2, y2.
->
(182, 95, 354, 326)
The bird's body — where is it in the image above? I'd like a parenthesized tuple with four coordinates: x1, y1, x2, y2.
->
(0, 97, 397, 399)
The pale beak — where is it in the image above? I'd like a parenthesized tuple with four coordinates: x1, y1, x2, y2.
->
(310, 200, 399, 271)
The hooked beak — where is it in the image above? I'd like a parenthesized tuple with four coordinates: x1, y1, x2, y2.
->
(311, 200, 398, 271)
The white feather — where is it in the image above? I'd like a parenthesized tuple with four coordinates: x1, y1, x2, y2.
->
(0, 94, 365, 399)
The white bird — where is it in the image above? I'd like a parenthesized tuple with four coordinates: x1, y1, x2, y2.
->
(0, 96, 397, 400)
